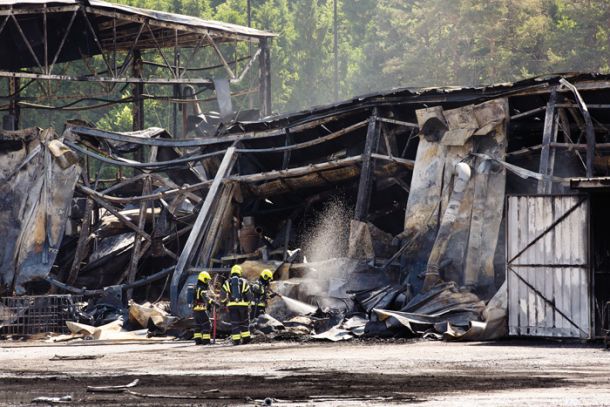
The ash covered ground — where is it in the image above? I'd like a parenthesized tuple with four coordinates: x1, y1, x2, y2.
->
(1, 339, 609, 406)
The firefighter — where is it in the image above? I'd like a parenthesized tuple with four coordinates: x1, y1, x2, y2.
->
(250, 269, 274, 320)
(221, 264, 251, 345)
(192, 271, 214, 345)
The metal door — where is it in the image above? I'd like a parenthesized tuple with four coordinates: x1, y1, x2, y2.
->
(507, 195, 590, 338)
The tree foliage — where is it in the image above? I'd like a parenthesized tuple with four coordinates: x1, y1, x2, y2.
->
(16, 0, 610, 131)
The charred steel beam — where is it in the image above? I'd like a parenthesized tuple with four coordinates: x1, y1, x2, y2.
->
(537, 88, 558, 194)
(125, 176, 151, 299)
(11, 14, 44, 72)
(354, 108, 381, 221)
(80, 6, 115, 78)
(560, 78, 596, 178)
(77, 185, 153, 242)
(0, 70, 217, 85)
(205, 33, 236, 79)
(132, 49, 144, 132)
(371, 153, 414, 169)
(234, 120, 368, 154)
(46, 266, 175, 296)
(146, 22, 175, 77)
(65, 140, 226, 168)
(376, 117, 418, 128)
(170, 147, 237, 314)
(258, 37, 272, 116)
(85, 7, 269, 43)
(230, 155, 362, 183)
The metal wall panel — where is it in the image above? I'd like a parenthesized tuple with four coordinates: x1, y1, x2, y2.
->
(507, 195, 590, 338)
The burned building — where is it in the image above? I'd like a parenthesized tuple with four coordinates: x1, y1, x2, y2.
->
(1, 1, 610, 341)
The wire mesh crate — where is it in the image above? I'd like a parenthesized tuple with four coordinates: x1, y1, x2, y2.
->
(0, 295, 83, 336)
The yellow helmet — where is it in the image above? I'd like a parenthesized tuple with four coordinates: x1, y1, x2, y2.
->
(260, 269, 273, 281)
(230, 264, 243, 276)
(198, 271, 211, 283)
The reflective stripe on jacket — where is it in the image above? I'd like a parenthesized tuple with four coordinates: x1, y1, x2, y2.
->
(193, 284, 212, 311)
(251, 281, 269, 307)
(221, 276, 250, 306)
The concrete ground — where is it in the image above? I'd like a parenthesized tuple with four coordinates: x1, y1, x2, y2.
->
(1, 338, 609, 406)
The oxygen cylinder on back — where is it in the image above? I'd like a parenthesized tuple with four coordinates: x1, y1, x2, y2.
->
(229, 276, 241, 302)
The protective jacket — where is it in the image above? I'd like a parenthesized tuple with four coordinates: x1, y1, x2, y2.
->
(251, 279, 271, 308)
(221, 275, 251, 344)
(193, 282, 213, 311)
(221, 276, 251, 306)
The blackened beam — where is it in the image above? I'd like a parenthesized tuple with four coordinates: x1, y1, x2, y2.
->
(205, 33, 236, 79)
(68, 113, 354, 147)
(537, 88, 558, 194)
(170, 147, 237, 314)
(79, 181, 212, 204)
(376, 117, 418, 128)
(0, 6, 79, 16)
(66, 197, 93, 285)
(508, 142, 610, 157)
(0, 70, 221, 85)
(371, 153, 414, 169)
(84, 7, 273, 43)
(560, 78, 596, 178)
(230, 155, 362, 183)
(258, 37, 272, 116)
(511, 106, 546, 120)
(149, 173, 203, 204)
(125, 176, 151, 299)
(68, 119, 366, 153)
(354, 108, 381, 221)
(78, 153, 410, 204)
(100, 173, 148, 195)
(65, 140, 226, 168)
(76, 184, 152, 241)
(234, 120, 368, 154)
(46, 266, 175, 296)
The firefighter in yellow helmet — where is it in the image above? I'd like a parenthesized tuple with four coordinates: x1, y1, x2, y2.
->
(192, 271, 214, 345)
(250, 269, 274, 320)
(221, 264, 252, 345)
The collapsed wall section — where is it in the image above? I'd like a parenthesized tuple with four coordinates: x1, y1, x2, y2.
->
(0, 128, 80, 295)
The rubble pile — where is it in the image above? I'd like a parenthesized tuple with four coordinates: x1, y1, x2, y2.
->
(4, 73, 609, 342)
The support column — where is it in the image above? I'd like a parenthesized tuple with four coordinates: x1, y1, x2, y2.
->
(132, 50, 144, 132)
(258, 38, 271, 117)
(354, 108, 381, 221)
(4, 77, 20, 130)
(538, 88, 558, 194)
(172, 30, 180, 138)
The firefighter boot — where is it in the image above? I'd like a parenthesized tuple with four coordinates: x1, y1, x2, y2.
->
(231, 333, 241, 345)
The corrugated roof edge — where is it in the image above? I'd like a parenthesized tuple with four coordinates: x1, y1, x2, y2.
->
(227, 72, 610, 133)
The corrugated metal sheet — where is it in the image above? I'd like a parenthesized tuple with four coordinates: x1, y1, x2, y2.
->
(507, 195, 590, 338)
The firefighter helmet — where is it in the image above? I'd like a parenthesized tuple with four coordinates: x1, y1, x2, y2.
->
(198, 271, 211, 283)
(260, 269, 273, 281)
(230, 264, 243, 276)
